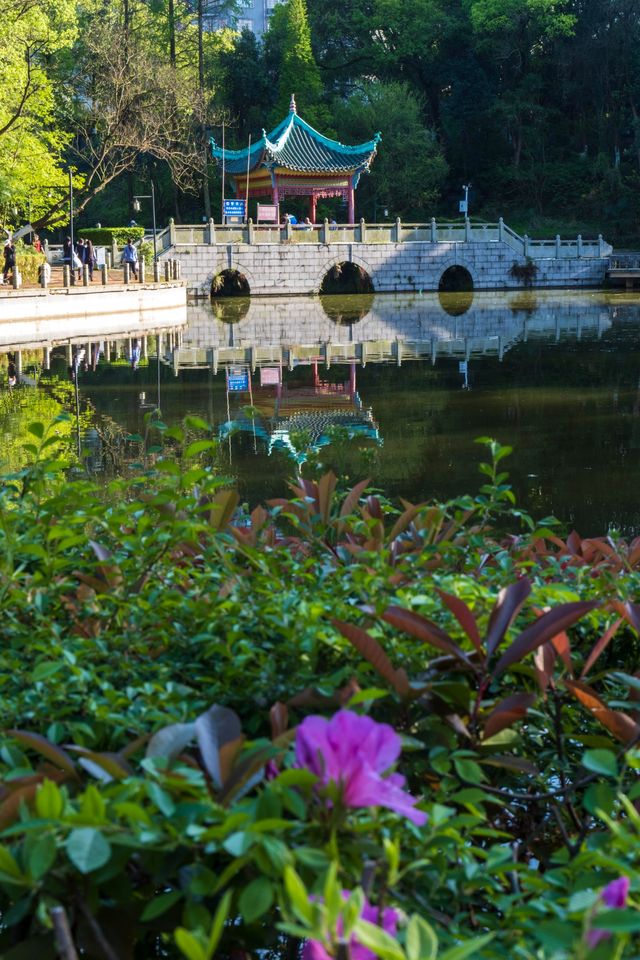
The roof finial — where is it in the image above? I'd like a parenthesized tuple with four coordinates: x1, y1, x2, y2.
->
(289, 93, 297, 114)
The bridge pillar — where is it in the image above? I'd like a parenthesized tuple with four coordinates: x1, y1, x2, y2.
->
(555, 235, 561, 258)
(247, 218, 254, 245)
(169, 218, 176, 245)
(498, 217, 504, 242)
(598, 234, 604, 256)
(577, 234, 583, 258)
(465, 218, 471, 242)
(321, 219, 329, 245)
(523, 234, 530, 257)
(395, 217, 402, 243)
(208, 218, 216, 245)
(359, 218, 366, 243)
(430, 218, 437, 243)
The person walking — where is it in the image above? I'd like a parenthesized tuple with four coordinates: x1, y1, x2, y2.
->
(122, 238, 138, 279)
(85, 239, 95, 281)
(2, 241, 15, 283)
(32, 234, 42, 253)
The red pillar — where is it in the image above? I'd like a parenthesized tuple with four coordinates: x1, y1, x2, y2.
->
(349, 361, 356, 397)
(309, 194, 317, 224)
(348, 177, 355, 225)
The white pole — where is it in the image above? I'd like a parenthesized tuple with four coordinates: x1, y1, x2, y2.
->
(221, 122, 225, 224)
(245, 134, 252, 223)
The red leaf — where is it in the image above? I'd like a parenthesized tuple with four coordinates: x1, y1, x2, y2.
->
(580, 619, 623, 678)
(485, 579, 532, 656)
(492, 601, 598, 678)
(381, 606, 474, 668)
(611, 600, 640, 634)
(269, 702, 289, 740)
(565, 679, 640, 744)
(483, 692, 536, 740)
(533, 642, 557, 694)
(333, 620, 410, 697)
(436, 589, 483, 654)
(8, 731, 78, 780)
(338, 478, 371, 533)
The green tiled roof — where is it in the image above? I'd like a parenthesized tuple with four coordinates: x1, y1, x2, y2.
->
(211, 108, 380, 176)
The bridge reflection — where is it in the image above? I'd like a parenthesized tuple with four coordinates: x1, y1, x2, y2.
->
(174, 290, 611, 373)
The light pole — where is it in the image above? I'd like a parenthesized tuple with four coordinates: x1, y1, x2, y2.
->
(133, 181, 157, 261)
(461, 183, 471, 218)
(69, 169, 75, 285)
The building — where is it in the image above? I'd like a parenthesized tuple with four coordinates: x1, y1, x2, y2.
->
(210, 95, 380, 224)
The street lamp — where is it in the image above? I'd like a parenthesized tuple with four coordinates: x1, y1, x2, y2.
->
(133, 182, 157, 261)
(461, 183, 471, 218)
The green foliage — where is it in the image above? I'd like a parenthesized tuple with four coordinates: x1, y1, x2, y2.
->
(269, 0, 329, 129)
(79, 227, 145, 246)
(1, 428, 640, 955)
(14, 242, 46, 284)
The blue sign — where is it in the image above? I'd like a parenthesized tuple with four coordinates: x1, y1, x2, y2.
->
(224, 199, 246, 217)
(227, 368, 249, 392)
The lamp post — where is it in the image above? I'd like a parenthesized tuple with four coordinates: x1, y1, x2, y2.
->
(461, 183, 471, 218)
(133, 182, 157, 261)
(69, 169, 75, 285)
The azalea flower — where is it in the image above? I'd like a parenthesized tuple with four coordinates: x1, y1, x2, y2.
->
(295, 710, 427, 826)
(302, 893, 398, 960)
(587, 876, 630, 949)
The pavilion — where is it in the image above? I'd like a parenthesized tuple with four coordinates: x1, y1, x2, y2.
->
(210, 96, 380, 224)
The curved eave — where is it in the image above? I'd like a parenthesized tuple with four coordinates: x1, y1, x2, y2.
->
(210, 136, 267, 175)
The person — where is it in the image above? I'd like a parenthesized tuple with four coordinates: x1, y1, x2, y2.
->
(122, 238, 138, 279)
(85, 238, 95, 281)
(63, 236, 72, 266)
(330, 219, 338, 231)
(303, 217, 312, 230)
(7, 353, 17, 388)
(2, 241, 15, 283)
(130, 339, 142, 370)
(32, 234, 42, 252)
(288, 213, 298, 225)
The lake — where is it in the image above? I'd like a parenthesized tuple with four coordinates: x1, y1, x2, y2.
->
(3, 288, 640, 535)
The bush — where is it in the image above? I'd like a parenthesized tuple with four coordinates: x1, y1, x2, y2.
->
(79, 226, 145, 247)
(15, 240, 46, 283)
(1, 423, 640, 957)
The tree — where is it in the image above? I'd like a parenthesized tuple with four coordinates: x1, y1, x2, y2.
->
(335, 82, 448, 218)
(267, 0, 329, 129)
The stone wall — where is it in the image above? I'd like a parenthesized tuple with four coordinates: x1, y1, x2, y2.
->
(168, 240, 609, 297)
(0, 283, 187, 349)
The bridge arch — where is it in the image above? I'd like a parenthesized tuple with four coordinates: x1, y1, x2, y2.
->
(205, 258, 257, 298)
(437, 260, 476, 292)
(316, 255, 375, 295)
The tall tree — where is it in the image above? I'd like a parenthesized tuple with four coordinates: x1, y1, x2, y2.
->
(268, 0, 328, 128)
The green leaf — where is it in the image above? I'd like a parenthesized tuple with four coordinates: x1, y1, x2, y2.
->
(582, 749, 618, 778)
(184, 440, 216, 458)
(239, 877, 274, 923)
(453, 758, 486, 784)
(439, 934, 495, 959)
(31, 661, 63, 682)
(27, 422, 45, 439)
(207, 889, 232, 956)
(406, 915, 438, 960)
(141, 889, 182, 921)
(592, 909, 640, 932)
(0, 846, 25, 882)
(284, 865, 314, 925)
(353, 919, 405, 960)
(35, 780, 64, 820)
(26, 834, 56, 881)
(66, 828, 111, 874)
(175, 928, 207, 960)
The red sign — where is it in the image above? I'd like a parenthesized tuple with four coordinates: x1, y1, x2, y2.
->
(257, 203, 279, 223)
(260, 366, 281, 385)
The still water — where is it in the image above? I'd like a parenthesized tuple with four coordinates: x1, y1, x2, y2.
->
(4, 289, 640, 535)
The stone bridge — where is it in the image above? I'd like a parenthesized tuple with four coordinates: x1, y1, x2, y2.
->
(156, 219, 612, 297)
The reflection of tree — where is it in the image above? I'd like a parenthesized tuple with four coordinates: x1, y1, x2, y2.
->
(0, 382, 75, 473)
(320, 293, 374, 324)
(211, 296, 251, 323)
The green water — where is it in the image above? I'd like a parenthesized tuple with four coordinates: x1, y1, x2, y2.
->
(5, 289, 640, 535)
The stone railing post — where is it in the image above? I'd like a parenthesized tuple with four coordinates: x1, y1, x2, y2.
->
(395, 217, 402, 242)
(498, 217, 505, 242)
(577, 234, 583, 258)
(12, 268, 20, 289)
(164, 260, 171, 282)
(523, 234, 530, 257)
(430, 218, 437, 242)
(153, 261, 161, 283)
(111, 240, 118, 267)
(247, 218, 254, 245)
(598, 234, 605, 257)
(284, 219, 292, 242)
(40, 264, 48, 289)
(101, 264, 108, 285)
(208, 218, 216, 245)
(123, 263, 130, 283)
(465, 217, 472, 242)
(359, 217, 366, 243)
(169, 218, 176, 245)
(139, 260, 145, 283)
(82, 265, 89, 286)
(105, 250, 112, 269)
(555, 235, 561, 258)
(321, 218, 329, 244)
(63, 265, 70, 287)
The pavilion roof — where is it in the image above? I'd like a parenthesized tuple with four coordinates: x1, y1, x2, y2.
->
(211, 99, 380, 177)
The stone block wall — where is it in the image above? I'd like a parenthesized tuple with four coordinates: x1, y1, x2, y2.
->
(167, 239, 609, 297)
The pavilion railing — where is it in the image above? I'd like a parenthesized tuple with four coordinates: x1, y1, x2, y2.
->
(153, 218, 612, 260)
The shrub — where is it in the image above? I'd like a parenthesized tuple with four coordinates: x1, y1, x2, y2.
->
(509, 258, 538, 286)
(15, 240, 46, 283)
(78, 226, 145, 247)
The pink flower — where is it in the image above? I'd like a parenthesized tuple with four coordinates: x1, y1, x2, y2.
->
(302, 893, 398, 960)
(295, 710, 427, 826)
(587, 876, 630, 949)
